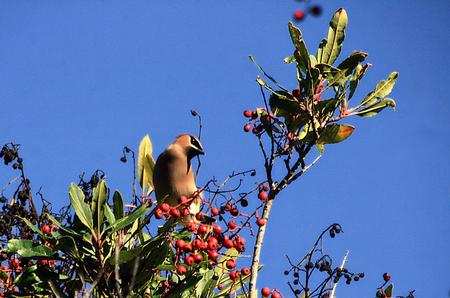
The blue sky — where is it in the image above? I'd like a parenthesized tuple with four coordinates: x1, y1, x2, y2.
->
(1, 1, 449, 297)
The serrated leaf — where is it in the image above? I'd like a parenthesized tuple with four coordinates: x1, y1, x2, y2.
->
(361, 72, 399, 106)
(318, 124, 355, 144)
(113, 190, 124, 220)
(355, 98, 396, 118)
(8, 239, 56, 258)
(69, 183, 93, 230)
(138, 135, 155, 194)
(321, 8, 348, 65)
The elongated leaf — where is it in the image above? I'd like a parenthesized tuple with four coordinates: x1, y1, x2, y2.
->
(355, 98, 396, 117)
(104, 203, 115, 225)
(113, 190, 124, 220)
(69, 183, 93, 230)
(361, 72, 399, 106)
(349, 63, 371, 100)
(138, 135, 155, 193)
(337, 51, 367, 71)
(56, 236, 80, 258)
(8, 239, 56, 258)
(108, 204, 149, 233)
(318, 124, 355, 144)
(288, 22, 311, 73)
(249, 55, 288, 92)
(17, 216, 44, 238)
(316, 38, 327, 63)
(92, 179, 108, 232)
(321, 8, 348, 65)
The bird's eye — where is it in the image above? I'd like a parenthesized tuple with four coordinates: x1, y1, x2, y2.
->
(190, 136, 201, 150)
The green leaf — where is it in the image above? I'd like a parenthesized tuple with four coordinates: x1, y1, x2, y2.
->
(288, 22, 311, 74)
(113, 190, 124, 220)
(104, 203, 115, 225)
(321, 8, 348, 65)
(337, 51, 367, 71)
(138, 135, 155, 194)
(361, 72, 399, 106)
(284, 55, 296, 64)
(349, 63, 371, 100)
(17, 216, 44, 238)
(249, 55, 289, 92)
(316, 38, 327, 63)
(108, 203, 149, 233)
(8, 239, 56, 258)
(92, 179, 108, 233)
(56, 236, 79, 258)
(385, 283, 394, 297)
(355, 98, 396, 118)
(69, 183, 93, 231)
(318, 124, 355, 144)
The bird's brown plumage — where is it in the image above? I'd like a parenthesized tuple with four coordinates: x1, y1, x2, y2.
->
(153, 134, 204, 215)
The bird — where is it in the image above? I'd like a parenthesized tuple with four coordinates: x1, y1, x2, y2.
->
(153, 134, 204, 220)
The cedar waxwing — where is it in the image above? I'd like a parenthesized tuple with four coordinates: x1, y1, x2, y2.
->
(153, 134, 204, 218)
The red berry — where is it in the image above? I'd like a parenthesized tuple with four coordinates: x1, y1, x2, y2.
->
(181, 208, 190, 217)
(193, 253, 203, 263)
(225, 203, 232, 211)
(178, 195, 189, 204)
(230, 208, 239, 216)
(183, 243, 192, 252)
(176, 265, 187, 275)
(207, 237, 219, 250)
(170, 208, 180, 218)
(213, 225, 222, 234)
(155, 208, 164, 219)
(41, 224, 51, 234)
(160, 203, 170, 213)
(258, 191, 268, 201)
(198, 224, 208, 234)
(229, 270, 239, 281)
(208, 250, 219, 261)
(226, 259, 236, 269)
(244, 110, 253, 118)
(185, 255, 195, 266)
(261, 287, 272, 297)
(262, 184, 270, 191)
(186, 221, 197, 232)
(192, 239, 203, 250)
(228, 221, 237, 230)
(383, 272, 391, 282)
(256, 218, 266, 227)
(294, 10, 305, 21)
(223, 238, 234, 249)
(39, 259, 48, 266)
(195, 212, 204, 221)
(241, 267, 250, 275)
(244, 123, 251, 132)
(176, 239, 186, 249)
(271, 292, 281, 298)
(211, 207, 220, 216)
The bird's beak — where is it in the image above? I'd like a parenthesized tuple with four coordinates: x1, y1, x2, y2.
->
(197, 148, 205, 156)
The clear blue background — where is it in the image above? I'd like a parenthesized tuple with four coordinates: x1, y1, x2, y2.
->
(1, 1, 449, 297)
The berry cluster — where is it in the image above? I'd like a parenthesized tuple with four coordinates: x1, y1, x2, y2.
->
(284, 224, 365, 297)
(293, 0, 322, 22)
(261, 287, 283, 298)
